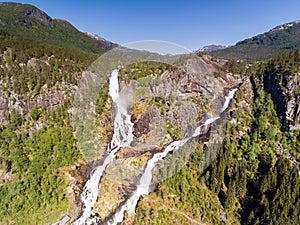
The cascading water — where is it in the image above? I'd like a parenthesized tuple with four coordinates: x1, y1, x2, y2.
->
(107, 87, 238, 225)
(107, 123, 214, 224)
(72, 69, 134, 225)
(220, 88, 238, 112)
(73, 67, 238, 224)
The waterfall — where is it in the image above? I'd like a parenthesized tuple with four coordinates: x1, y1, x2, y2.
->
(107, 126, 211, 225)
(73, 68, 238, 225)
(107, 86, 238, 225)
(220, 88, 238, 112)
(72, 69, 134, 224)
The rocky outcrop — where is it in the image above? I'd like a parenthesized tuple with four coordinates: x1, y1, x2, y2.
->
(264, 71, 288, 128)
(287, 98, 300, 129)
(195, 45, 228, 53)
(161, 55, 242, 113)
(264, 70, 300, 130)
(0, 18, 5, 26)
(0, 90, 8, 123)
(26, 8, 52, 26)
(132, 107, 156, 138)
(0, 80, 75, 124)
(17, 8, 52, 28)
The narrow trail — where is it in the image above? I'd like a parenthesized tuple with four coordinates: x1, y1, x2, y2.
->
(158, 205, 206, 225)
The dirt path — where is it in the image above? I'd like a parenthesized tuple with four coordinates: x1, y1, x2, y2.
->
(159, 205, 206, 225)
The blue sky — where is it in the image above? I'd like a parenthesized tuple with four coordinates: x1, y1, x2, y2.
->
(2, 0, 300, 50)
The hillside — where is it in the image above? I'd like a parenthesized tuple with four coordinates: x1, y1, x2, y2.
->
(0, 3, 298, 225)
(211, 20, 300, 61)
(0, 2, 116, 54)
(0, 27, 98, 224)
(131, 50, 300, 225)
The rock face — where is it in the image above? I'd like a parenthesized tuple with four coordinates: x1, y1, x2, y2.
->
(0, 90, 8, 123)
(132, 107, 156, 138)
(162, 55, 241, 114)
(264, 71, 288, 127)
(17, 8, 52, 27)
(264, 70, 300, 130)
(0, 80, 75, 124)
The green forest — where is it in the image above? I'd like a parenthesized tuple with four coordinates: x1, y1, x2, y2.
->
(0, 31, 96, 224)
(0, 2, 110, 54)
(134, 51, 300, 225)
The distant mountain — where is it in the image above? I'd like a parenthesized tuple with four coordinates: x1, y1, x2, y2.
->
(84, 32, 118, 49)
(0, 2, 116, 54)
(211, 20, 300, 61)
(195, 44, 228, 53)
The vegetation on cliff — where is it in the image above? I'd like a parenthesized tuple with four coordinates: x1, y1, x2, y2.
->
(0, 3, 299, 224)
(0, 30, 97, 224)
(132, 50, 300, 225)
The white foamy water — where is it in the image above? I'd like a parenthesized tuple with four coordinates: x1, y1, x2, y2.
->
(220, 88, 238, 113)
(74, 68, 238, 224)
(72, 69, 134, 224)
(107, 127, 208, 224)
(108, 86, 238, 225)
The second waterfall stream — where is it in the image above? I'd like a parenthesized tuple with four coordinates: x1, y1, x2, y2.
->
(73, 69, 238, 224)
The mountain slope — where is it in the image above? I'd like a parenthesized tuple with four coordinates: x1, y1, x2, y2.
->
(0, 2, 116, 54)
(0, 3, 298, 225)
(132, 50, 300, 225)
(0, 28, 99, 224)
(211, 20, 300, 61)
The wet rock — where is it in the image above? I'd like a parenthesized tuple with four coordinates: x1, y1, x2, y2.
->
(118, 146, 162, 159)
